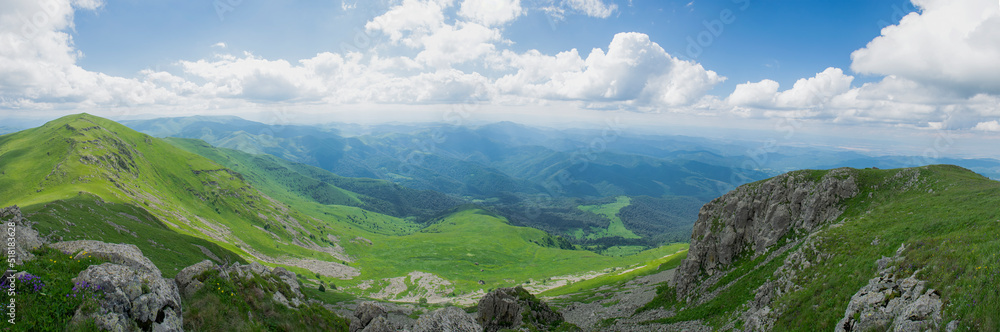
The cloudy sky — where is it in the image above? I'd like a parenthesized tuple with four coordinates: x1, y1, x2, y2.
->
(1, 0, 999, 157)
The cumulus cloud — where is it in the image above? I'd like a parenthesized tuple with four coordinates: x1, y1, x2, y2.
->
(727, 68, 852, 109)
(458, 0, 523, 26)
(497, 32, 724, 106)
(851, 0, 1000, 95)
(0, 0, 180, 110)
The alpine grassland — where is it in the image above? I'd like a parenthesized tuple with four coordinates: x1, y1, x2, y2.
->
(0, 114, 695, 303)
(639, 165, 1000, 330)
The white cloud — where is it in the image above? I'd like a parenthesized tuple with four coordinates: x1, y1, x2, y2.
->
(564, 0, 617, 18)
(774, 67, 853, 108)
(851, 0, 1000, 95)
(458, 0, 523, 26)
(0, 0, 180, 110)
(973, 120, 1000, 131)
(497, 32, 724, 106)
(728, 79, 778, 107)
(212, 42, 227, 48)
(727, 68, 852, 109)
(364, 0, 453, 45)
(415, 22, 501, 69)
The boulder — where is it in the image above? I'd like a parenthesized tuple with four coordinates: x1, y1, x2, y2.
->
(361, 315, 394, 332)
(1, 205, 45, 264)
(835, 246, 944, 332)
(477, 286, 562, 332)
(175, 260, 217, 298)
(72, 262, 182, 331)
(413, 306, 481, 332)
(51, 240, 159, 274)
(350, 301, 389, 332)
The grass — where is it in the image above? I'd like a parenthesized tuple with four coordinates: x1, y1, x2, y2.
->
(631, 166, 1000, 330)
(541, 247, 687, 300)
(343, 209, 688, 295)
(0, 247, 107, 331)
(576, 196, 641, 240)
(22, 195, 246, 278)
(183, 269, 350, 332)
(770, 166, 1000, 331)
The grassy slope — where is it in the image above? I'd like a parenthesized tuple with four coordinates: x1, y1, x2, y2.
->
(162, 133, 695, 296)
(164, 137, 421, 236)
(21, 195, 247, 278)
(643, 165, 1000, 330)
(0, 114, 349, 269)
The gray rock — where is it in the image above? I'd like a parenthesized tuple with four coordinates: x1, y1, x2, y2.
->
(175, 260, 216, 288)
(477, 286, 563, 332)
(413, 306, 481, 332)
(674, 168, 859, 299)
(72, 262, 182, 332)
(351, 301, 389, 332)
(1, 205, 45, 264)
(51, 240, 160, 275)
(835, 248, 943, 332)
(361, 315, 394, 332)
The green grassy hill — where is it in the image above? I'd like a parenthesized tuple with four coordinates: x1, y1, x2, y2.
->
(0, 114, 691, 304)
(639, 165, 1000, 330)
(0, 114, 358, 275)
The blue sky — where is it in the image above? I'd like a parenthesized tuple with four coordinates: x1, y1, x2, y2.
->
(1, 0, 999, 157)
(72, 0, 913, 92)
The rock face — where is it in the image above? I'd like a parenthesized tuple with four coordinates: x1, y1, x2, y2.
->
(477, 286, 563, 332)
(412, 306, 481, 332)
(59, 241, 183, 331)
(836, 245, 944, 332)
(673, 169, 859, 299)
(1, 205, 45, 264)
(350, 301, 389, 332)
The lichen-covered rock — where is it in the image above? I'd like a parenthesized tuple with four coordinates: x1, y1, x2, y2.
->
(477, 286, 563, 332)
(412, 306, 481, 332)
(350, 301, 389, 332)
(835, 245, 943, 332)
(175, 260, 217, 298)
(361, 315, 394, 332)
(51, 240, 160, 274)
(72, 262, 183, 331)
(1, 205, 45, 264)
(673, 168, 859, 299)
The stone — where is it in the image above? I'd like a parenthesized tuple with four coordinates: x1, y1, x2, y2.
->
(175, 260, 216, 297)
(72, 262, 183, 332)
(51, 240, 160, 275)
(477, 286, 562, 332)
(1, 206, 45, 264)
(413, 306, 481, 332)
(350, 301, 389, 332)
(360, 315, 394, 332)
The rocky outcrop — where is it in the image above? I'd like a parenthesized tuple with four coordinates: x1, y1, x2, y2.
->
(673, 169, 859, 299)
(412, 306, 481, 332)
(835, 245, 944, 332)
(477, 286, 563, 332)
(51, 240, 159, 273)
(1, 205, 45, 264)
(174, 260, 216, 298)
(60, 241, 183, 331)
(350, 301, 389, 332)
(174, 260, 305, 307)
